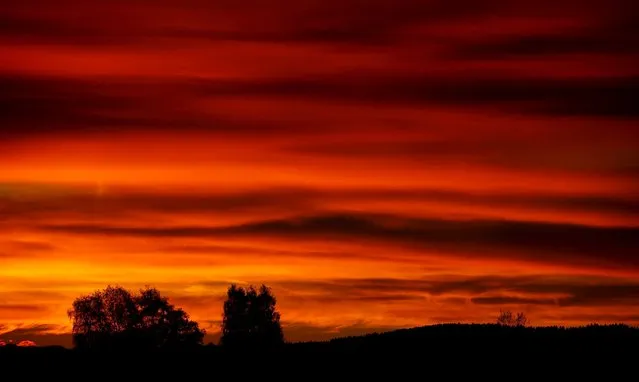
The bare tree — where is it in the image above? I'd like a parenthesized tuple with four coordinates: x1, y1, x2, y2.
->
(497, 310, 529, 327)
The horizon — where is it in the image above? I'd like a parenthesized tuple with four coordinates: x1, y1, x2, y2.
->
(1, 0, 638, 348)
(2, 313, 637, 348)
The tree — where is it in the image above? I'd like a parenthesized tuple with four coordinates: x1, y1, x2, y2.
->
(68, 285, 204, 350)
(221, 284, 284, 348)
(68, 285, 138, 349)
(496, 310, 529, 327)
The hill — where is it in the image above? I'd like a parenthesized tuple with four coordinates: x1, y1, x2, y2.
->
(1, 324, 637, 375)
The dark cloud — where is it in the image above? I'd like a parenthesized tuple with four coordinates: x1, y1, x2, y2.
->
(455, 32, 639, 58)
(0, 291, 67, 302)
(190, 281, 239, 289)
(0, 76, 273, 138)
(2, 0, 638, 341)
(451, 8, 639, 58)
(36, 224, 213, 237)
(37, 213, 639, 269)
(0, 184, 314, 223)
(162, 244, 379, 262)
(0, 324, 60, 336)
(0, 0, 504, 46)
(274, 275, 639, 308)
(289, 137, 639, 176)
(3, 184, 638, 221)
(218, 215, 639, 268)
(2, 0, 634, 48)
(274, 277, 505, 297)
(0, 304, 46, 313)
(196, 76, 639, 117)
(2, 70, 638, 141)
(283, 321, 397, 342)
(169, 295, 225, 309)
(0, 76, 141, 133)
(300, 293, 425, 304)
(554, 285, 639, 307)
(355, 189, 639, 215)
(539, 313, 639, 323)
(3, 241, 57, 252)
(0, 0, 636, 146)
(471, 296, 558, 305)
(0, 324, 72, 348)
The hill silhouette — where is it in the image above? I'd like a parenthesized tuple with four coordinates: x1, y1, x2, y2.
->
(2, 285, 637, 375)
(2, 323, 637, 374)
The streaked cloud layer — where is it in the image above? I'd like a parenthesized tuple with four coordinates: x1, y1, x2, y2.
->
(1, 0, 638, 345)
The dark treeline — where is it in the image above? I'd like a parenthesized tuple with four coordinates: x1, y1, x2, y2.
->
(1, 285, 638, 374)
(2, 323, 638, 376)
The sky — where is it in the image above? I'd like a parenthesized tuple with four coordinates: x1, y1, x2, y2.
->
(1, 0, 638, 347)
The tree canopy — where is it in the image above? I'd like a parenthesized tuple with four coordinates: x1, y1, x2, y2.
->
(68, 285, 204, 350)
(221, 284, 284, 348)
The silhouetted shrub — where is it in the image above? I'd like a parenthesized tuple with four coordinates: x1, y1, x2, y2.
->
(496, 310, 529, 326)
(221, 284, 284, 349)
(68, 285, 204, 350)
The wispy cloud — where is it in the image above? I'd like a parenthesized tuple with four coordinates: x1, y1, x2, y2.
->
(1, 0, 637, 344)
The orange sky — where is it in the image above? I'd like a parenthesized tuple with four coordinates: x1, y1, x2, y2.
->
(1, 0, 638, 346)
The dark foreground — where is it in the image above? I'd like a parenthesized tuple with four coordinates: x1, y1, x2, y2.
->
(2, 324, 638, 376)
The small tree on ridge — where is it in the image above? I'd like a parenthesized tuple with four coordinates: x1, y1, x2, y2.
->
(497, 310, 529, 327)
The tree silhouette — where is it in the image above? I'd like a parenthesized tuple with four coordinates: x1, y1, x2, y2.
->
(221, 284, 284, 348)
(68, 285, 204, 350)
(496, 310, 529, 327)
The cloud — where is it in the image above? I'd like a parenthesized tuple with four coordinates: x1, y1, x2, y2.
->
(161, 244, 378, 262)
(0, 76, 259, 137)
(2, 0, 634, 50)
(470, 296, 558, 305)
(38, 213, 639, 269)
(288, 137, 639, 177)
(0, 324, 72, 348)
(0, 324, 61, 337)
(0, 0, 636, 142)
(0, 291, 68, 302)
(1, 61, 638, 142)
(294, 293, 426, 304)
(204, 321, 390, 344)
(554, 285, 639, 307)
(0, 304, 46, 313)
(169, 295, 226, 310)
(1, 0, 638, 343)
(3, 184, 638, 221)
(0, 0, 504, 46)
(3, 75, 636, 141)
(188, 76, 639, 117)
(283, 321, 397, 342)
(1, 240, 57, 253)
(448, 5, 639, 58)
(454, 31, 639, 58)
(273, 275, 639, 308)
(539, 313, 639, 324)
(0, 183, 313, 219)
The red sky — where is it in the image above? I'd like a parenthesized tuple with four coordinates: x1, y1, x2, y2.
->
(1, 0, 638, 346)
